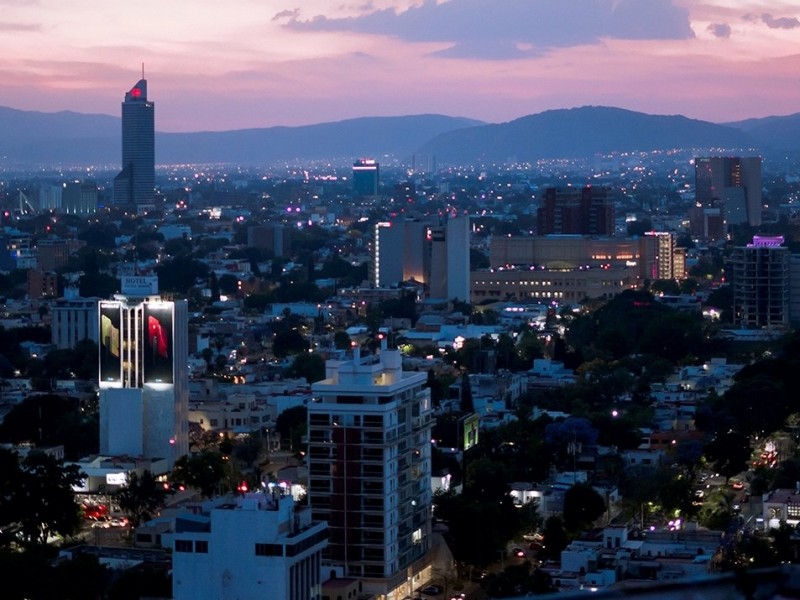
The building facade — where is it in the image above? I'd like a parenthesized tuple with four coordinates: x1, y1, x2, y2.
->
(537, 186, 615, 236)
(308, 345, 433, 599)
(172, 490, 327, 600)
(471, 264, 640, 304)
(98, 277, 188, 468)
(51, 293, 99, 350)
(353, 159, 379, 198)
(731, 235, 790, 329)
(369, 214, 470, 301)
(62, 180, 98, 215)
(694, 156, 762, 230)
(113, 77, 155, 211)
(489, 235, 656, 280)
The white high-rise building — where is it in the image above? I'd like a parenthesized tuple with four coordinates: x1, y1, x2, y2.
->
(307, 344, 433, 599)
(172, 490, 327, 600)
(429, 214, 470, 301)
(98, 276, 188, 469)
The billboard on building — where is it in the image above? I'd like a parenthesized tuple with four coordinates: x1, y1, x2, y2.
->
(463, 413, 480, 451)
(121, 275, 158, 296)
(143, 304, 173, 384)
(99, 302, 122, 382)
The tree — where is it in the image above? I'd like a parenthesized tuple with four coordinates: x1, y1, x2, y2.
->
(0, 394, 98, 461)
(563, 483, 605, 532)
(275, 406, 307, 452)
(674, 439, 705, 479)
(705, 430, 751, 484)
(233, 434, 264, 471)
(284, 352, 325, 383)
(659, 475, 698, 519)
(333, 330, 352, 350)
(434, 489, 521, 572)
(117, 470, 167, 527)
(272, 329, 309, 358)
(541, 516, 569, 560)
(171, 452, 228, 498)
(11, 451, 83, 546)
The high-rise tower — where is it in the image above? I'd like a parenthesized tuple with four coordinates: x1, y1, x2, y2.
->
(307, 344, 433, 598)
(98, 276, 188, 469)
(694, 157, 762, 230)
(114, 75, 155, 212)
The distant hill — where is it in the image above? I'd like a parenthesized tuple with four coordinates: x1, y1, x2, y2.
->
(417, 106, 760, 164)
(155, 115, 484, 165)
(0, 107, 482, 167)
(724, 112, 800, 151)
(4, 103, 800, 168)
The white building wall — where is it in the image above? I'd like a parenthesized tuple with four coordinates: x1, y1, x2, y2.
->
(172, 494, 326, 600)
(100, 387, 144, 457)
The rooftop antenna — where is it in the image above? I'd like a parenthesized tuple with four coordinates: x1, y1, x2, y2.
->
(141, 62, 145, 80)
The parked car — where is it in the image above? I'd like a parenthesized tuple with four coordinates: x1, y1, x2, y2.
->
(420, 585, 443, 595)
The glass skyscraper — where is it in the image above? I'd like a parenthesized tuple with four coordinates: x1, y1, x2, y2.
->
(113, 78, 155, 211)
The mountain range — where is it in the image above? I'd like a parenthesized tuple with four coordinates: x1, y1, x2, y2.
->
(1, 104, 799, 168)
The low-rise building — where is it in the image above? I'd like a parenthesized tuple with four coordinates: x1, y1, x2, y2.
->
(171, 489, 328, 600)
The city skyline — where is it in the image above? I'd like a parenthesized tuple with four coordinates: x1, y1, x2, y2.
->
(0, 1, 799, 132)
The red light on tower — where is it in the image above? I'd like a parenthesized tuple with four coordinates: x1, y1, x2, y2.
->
(130, 87, 141, 98)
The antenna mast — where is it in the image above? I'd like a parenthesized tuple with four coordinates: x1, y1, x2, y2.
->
(141, 62, 145, 79)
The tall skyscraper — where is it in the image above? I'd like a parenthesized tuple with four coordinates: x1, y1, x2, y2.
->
(537, 186, 615, 236)
(98, 276, 188, 469)
(114, 76, 155, 212)
(307, 343, 433, 598)
(694, 157, 762, 229)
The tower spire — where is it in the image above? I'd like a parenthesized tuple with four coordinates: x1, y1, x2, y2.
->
(141, 62, 145, 80)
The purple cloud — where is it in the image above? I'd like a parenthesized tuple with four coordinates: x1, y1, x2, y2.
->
(762, 13, 800, 29)
(273, 8, 300, 21)
(285, 0, 694, 60)
(707, 23, 731, 39)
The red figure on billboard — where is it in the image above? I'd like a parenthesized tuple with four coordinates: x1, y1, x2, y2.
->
(147, 315, 168, 358)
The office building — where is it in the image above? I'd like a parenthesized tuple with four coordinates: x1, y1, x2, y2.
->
(36, 239, 71, 271)
(113, 77, 155, 211)
(247, 224, 292, 258)
(353, 159, 379, 198)
(694, 156, 762, 229)
(537, 186, 615, 236)
(428, 214, 470, 301)
(471, 264, 640, 304)
(731, 235, 789, 329)
(172, 490, 327, 600)
(369, 215, 470, 301)
(645, 231, 685, 281)
(51, 290, 99, 350)
(37, 184, 62, 211)
(308, 344, 434, 599)
(490, 235, 656, 281)
(62, 181, 98, 215)
(98, 276, 188, 469)
(371, 221, 405, 288)
(27, 269, 57, 299)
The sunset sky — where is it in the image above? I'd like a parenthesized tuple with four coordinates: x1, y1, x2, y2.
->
(1, 0, 799, 132)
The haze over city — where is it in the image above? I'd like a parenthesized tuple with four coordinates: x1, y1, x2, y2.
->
(2, 0, 800, 132)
